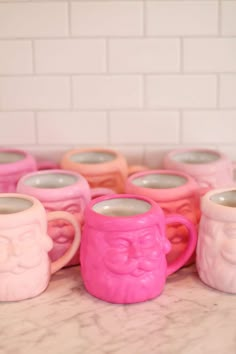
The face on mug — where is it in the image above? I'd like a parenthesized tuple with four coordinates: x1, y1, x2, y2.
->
(88, 172, 124, 192)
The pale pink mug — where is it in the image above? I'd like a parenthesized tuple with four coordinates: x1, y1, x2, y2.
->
(80, 194, 197, 304)
(0, 148, 58, 193)
(0, 193, 81, 302)
(164, 148, 236, 194)
(126, 170, 201, 266)
(17, 170, 91, 267)
(197, 188, 236, 294)
(60, 148, 147, 195)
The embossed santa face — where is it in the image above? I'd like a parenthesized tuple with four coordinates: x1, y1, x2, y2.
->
(87, 172, 124, 193)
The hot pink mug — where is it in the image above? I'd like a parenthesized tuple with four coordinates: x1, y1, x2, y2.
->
(80, 194, 197, 304)
(0, 193, 81, 302)
(126, 170, 201, 266)
(0, 148, 58, 193)
(164, 148, 236, 194)
(17, 170, 91, 267)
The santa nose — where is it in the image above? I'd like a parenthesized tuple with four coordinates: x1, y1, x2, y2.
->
(129, 242, 142, 258)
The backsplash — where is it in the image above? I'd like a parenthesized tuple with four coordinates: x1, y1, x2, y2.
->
(0, 1, 235, 167)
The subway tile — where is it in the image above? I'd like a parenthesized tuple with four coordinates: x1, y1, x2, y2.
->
(110, 111, 179, 144)
(183, 110, 236, 143)
(0, 3, 68, 38)
(109, 39, 180, 73)
(0, 40, 32, 74)
(35, 39, 106, 74)
(146, 1, 218, 36)
(220, 74, 236, 108)
(147, 75, 217, 108)
(0, 77, 70, 110)
(184, 39, 236, 72)
(72, 75, 142, 109)
(37, 112, 107, 144)
(71, 1, 143, 36)
(0, 112, 35, 144)
(222, 1, 236, 35)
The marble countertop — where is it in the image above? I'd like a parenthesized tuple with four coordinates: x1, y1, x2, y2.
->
(1, 265, 236, 354)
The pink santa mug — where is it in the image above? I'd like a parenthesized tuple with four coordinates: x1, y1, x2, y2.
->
(80, 194, 197, 304)
(0, 148, 58, 193)
(17, 170, 91, 267)
(164, 148, 236, 195)
(0, 193, 80, 302)
(126, 170, 201, 266)
(60, 148, 147, 195)
(197, 188, 236, 294)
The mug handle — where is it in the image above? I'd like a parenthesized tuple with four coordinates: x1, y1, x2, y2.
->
(128, 165, 148, 176)
(37, 160, 59, 170)
(165, 214, 197, 276)
(91, 187, 115, 199)
(47, 211, 81, 274)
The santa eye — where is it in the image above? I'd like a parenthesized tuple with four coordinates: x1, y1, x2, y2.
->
(140, 234, 155, 248)
(178, 204, 192, 214)
(100, 179, 115, 188)
(66, 204, 81, 214)
(109, 239, 129, 249)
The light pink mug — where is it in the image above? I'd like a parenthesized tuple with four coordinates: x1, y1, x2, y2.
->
(0, 193, 81, 302)
(126, 170, 201, 266)
(164, 148, 236, 194)
(80, 194, 197, 304)
(17, 170, 91, 267)
(0, 148, 58, 193)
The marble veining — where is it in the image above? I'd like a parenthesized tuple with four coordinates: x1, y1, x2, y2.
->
(1, 266, 236, 354)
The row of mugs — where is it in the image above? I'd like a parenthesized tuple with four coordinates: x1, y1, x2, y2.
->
(0, 146, 235, 194)
(0, 187, 236, 303)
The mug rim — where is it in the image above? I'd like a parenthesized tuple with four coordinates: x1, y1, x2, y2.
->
(126, 169, 199, 202)
(0, 148, 37, 175)
(17, 169, 91, 203)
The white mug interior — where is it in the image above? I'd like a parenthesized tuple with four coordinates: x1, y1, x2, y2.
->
(0, 151, 25, 164)
(0, 197, 33, 214)
(70, 151, 116, 164)
(93, 197, 151, 217)
(172, 150, 220, 165)
(131, 173, 187, 189)
(24, 172, 78, 189)
(210, 190, 236, 208)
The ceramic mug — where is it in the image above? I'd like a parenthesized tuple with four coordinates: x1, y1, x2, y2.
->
(17, 170, 91, 267)
(164, 148, 236, 194)
(80, 194, 197, 304)
(126, 170, 201, 266)
(0, 148, 58, 193)
(197, 188, 236, 294)
(60, 148, 147, 195)
(0, 193, 81, 301)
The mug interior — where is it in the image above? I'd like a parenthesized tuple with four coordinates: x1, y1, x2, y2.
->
(0, 197, 33, 214)
(131, 173, 187, 189)
(172, 150, 220, 164)
(0, 151, 25, 164)
(210, 190, 236, 208)
(24, 172, 78, 189)
(70, 151, 116, 164)
(93, 197, 151, 217)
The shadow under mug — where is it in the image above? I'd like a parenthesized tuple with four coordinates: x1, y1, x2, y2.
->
(164, 148, 236, 195)
(60, 148, 147, 195)
(0, 194, 81, 302)
(80, 194, 197, 304)
(17, 170, 91, 267)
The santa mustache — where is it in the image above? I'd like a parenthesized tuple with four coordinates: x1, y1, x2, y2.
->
(0, 252, 42, 274)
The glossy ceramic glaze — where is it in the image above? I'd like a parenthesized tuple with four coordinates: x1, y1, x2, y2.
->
(60, 148, 147, 194)
(80, 194, 197, 304)
(164, 148, 235, 193)
(126, 170, 201, 266)
(197, 188, 236, 294)
(0, 194, 81, 301)
(17, 170, 90, 267)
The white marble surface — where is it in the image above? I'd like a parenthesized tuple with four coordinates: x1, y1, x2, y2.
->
(1, 265, 236, 354)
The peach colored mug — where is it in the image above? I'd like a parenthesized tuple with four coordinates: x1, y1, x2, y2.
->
(126, 170, 201, 266)
(197, 188, 236, 294)
(60, 148, 147, 195)
(0, 148, 58, 193)
(0, 193, 80, 301)
(80, 194, 197, 304)
(164, 148, 236, 194)
(17, 170, 91, 267)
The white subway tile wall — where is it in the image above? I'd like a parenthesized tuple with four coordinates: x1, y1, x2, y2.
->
(0, 0, 235, 166)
